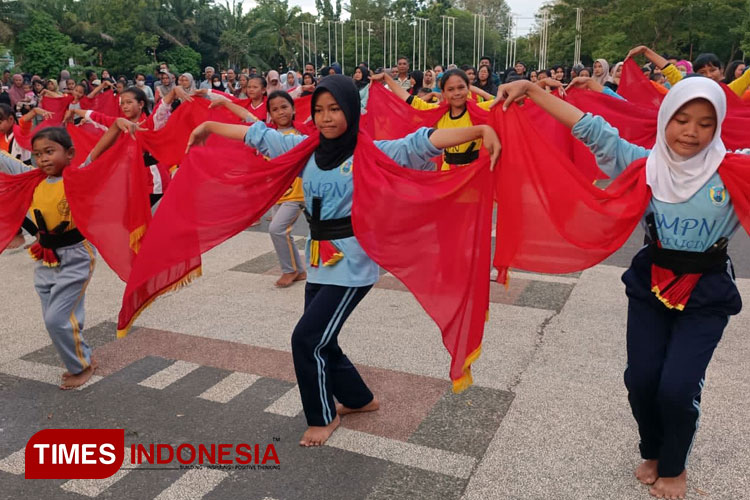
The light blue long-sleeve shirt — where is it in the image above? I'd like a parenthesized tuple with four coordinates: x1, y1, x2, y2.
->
(572, 113, 743, 252)
(245, 121, 441, 286)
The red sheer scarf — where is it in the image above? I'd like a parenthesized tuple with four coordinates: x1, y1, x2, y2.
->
(80, 92, 121, 117)
(117, 129, 493, 391)
(63, 136, 152, 281)
(0, 168, 45, 252)
(0, 136, 150, 281)
(117, 135, 314, 336)
(490, 104, 750, 282)
(362, 82, 488, 140)
(352, 136, 493, 391)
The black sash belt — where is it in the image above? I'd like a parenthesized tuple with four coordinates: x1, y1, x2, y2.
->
(303, 197, 354, 241)
(39, 228, 84, 249)
(645, 214, 728, 274)
(33, 209, 84, 249)
(444, 142, 479, 165)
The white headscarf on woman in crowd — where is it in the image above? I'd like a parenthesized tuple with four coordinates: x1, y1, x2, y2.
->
(609, 61, 624, 85)
(179, 72, 196, 92)
(645, 77, 727, 203)
(593, 58, 610, 87)
(266, 70, 283, 93)
(282, 71, 298, 91)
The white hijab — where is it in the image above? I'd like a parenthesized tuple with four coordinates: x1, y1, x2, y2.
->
(645, 77, 726, 203)
(593, 58, 609, 86)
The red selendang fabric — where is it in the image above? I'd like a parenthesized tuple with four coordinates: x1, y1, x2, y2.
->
(117, 127, 493, 391)
(294, 94, 312, 122)
(351, 136, 493, 391)
(362, 82, 488, 140)
(522, 87, 658, 180)
(490, 105, 651, 282)
(64, 135, 151, 281)
(11, 123, 33, 152)
(67, 123, 104, 167)
(138, 99, 244, 166)
(117, 134, 314, 336)
(618, 58, 664, 109)
(80, 92, 121, 117)
(0, 168, 45, 252)
(39, 94, 74, 125)
(489, 105, 750, 283)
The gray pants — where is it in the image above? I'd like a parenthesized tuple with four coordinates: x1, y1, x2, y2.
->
(33, 241, 96, 374)
(269, 202, 305, 274)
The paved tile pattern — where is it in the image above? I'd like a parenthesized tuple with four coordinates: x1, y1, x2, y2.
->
(2, 221, 748, 499)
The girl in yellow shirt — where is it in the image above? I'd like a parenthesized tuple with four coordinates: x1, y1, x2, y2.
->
(373, 69, 495, 170)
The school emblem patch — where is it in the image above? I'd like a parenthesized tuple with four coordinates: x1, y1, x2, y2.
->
(708, 185, 728, 207)
(339, 158, 353, 175)
(57, 198, 71, 217)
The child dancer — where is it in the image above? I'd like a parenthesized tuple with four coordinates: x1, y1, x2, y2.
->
(373, 69, 494, 170)
(26, 127, 99, 389)
(497, 76, 746, 499)
(212, 90, 307, 286)
(187, 75, 500, 447)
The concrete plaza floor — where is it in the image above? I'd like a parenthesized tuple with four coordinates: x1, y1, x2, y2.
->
(1, 218, 748, 500)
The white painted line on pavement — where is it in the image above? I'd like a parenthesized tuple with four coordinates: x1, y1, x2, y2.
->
(264, 385, 303, 417)
(138, 360, 200, 390)
(501, 271, 579, 285)
(60, 467, 133, 497)
(153, 468, 229, 500)
(326, 428, 477, 479)
(0, 359, 101, 390)
(198, 372, 259, 403)
(0, 448, 25, 475)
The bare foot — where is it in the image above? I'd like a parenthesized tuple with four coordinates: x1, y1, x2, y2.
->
(650, 471, 687, 499)
(336, 398, 380, 416)
(250, 220, 261, 227)
(59, 360, 98, 390)
(299, 415, 340, 447)
(636, 459, 659, 485)
(275, 272, 299, 288)
(294, 272, 307, 282)
(6, 234, 25, 249)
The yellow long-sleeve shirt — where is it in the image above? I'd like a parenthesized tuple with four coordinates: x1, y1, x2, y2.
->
(662, 63, 750, 97)
(408, 95, 493, 171)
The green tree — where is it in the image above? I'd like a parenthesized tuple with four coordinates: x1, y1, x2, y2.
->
(161, 45, 202, 75)
(16, 10, 92, 76)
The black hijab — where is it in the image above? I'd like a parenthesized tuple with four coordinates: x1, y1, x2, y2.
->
(409, 70, 424, 95)
(353, 65, 370, 89)
(312, 75, 360, 171)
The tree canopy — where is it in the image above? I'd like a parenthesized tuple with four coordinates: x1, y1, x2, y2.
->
(1, 0, 747, 78)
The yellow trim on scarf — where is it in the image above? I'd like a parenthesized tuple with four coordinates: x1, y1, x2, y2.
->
(309, 239, 320, 267)
(322, 250, 344, 266)
(651, 285, 686, 311)
(129, 224, 146, 254)
(452, 344, 482, 393)
(116, 265, 203, 338)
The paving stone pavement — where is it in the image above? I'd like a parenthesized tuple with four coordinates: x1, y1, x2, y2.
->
(1, 219, 748, 500)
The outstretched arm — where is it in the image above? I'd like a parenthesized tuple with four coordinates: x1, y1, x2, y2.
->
(469, 85, 494, 101)
(495, 80, 583, 129)
(87, 118, 147, 163)
(209, 98, 259, 122)
(430, 125, 501, 168)
(186, 121, 250, 152)
(370, 72, 411, 101)
(625, 45, 669, 70)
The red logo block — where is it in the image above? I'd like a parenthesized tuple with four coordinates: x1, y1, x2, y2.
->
(25, 429, 125, 479)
